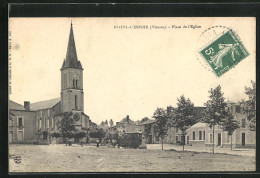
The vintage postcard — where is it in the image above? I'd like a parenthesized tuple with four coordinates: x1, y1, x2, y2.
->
(8, 17, 256, 172)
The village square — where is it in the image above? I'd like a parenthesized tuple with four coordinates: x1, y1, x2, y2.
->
(9, 20, 256, 172)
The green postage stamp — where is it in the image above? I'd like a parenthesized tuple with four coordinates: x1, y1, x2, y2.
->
(199, 29, 250, 77)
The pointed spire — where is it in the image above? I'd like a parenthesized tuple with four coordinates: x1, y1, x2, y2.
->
(66, 21, 78, 61)
(61, 22, 83, 70)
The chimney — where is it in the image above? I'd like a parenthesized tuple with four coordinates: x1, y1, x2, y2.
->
(24, 101, 30, 111)
(126, 115, 129, 123)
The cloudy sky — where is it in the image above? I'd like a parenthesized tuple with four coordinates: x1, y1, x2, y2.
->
(9, 17, 255, 124)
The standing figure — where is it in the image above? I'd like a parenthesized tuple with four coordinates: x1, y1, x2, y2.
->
(96, 139, 100, 148)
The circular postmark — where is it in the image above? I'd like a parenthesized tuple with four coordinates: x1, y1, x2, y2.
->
(196, 25, 249, 77)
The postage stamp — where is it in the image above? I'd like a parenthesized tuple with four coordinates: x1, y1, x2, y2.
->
(199, 29, 250, 77)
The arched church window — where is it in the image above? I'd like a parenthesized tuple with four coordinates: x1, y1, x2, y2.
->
(75, 95, 78, 109)
(76, 79, 78, 88)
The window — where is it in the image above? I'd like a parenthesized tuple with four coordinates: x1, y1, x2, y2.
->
(227, 133, 229, 143)
(242, 119, 246, 128)
(203, 131, 205, 140)
(39, 118, 41, 129)
(76, 79, 78, 88)
(199, 131, 202, 140)
(193, 131, 196, 140)
(210, 134, 213, 143)
(18, 117, 23, 126)
(73, 79, 75, 88)
(75, 95, 78, 109)
(231, 106, 233, 113)
(52, 118, 54, 128)
(47, 118, 49, 129)
(236, 106, 241, 113)
(176, 136, 178, 142)
(176, 128, 178, 133)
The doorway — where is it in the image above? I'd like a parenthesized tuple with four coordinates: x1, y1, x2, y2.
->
(17, 130, 23, 142)
(242, 133, 246, 146)
(218, 133, 221, 146)
(181, 136, 185, 145)
(148, 135, 152, 144)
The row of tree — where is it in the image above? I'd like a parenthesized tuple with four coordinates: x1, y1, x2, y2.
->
(53, 112, 106, 145)
(153, 81, 256, 153)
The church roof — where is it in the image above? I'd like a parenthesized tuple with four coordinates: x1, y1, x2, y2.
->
(61, 22, 83, 70)
(30, 98, 60, 111)
(9, 100, 25, 110)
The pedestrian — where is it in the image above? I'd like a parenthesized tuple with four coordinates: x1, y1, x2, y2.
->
(80, 140, 83, 147)
(96, 139, 100, 148)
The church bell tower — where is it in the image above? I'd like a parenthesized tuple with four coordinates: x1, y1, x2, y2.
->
(60, 22, 84, 115)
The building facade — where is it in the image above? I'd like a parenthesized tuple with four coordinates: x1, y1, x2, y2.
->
(204, 102, 255, 148)
(9, 23, 93, 144)
(184, 102, 255, 148)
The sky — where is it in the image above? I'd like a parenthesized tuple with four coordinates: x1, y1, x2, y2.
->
(9, 17, 256, 125)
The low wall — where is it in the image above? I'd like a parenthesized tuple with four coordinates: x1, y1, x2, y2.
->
(205, 143, 256, 148)
(188, 140, 205, 146)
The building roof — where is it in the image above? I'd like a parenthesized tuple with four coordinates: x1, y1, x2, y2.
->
(9, 100, 25, 110)
(30, 98, 60, 111)
(90, 121, 97, 126)
(188, 122, 206, 129)
(119, 116, 134, 124)
(137, 119, 156, 126)
(61, 22, 83, 70)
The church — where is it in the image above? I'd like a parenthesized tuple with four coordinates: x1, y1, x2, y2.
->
(9, 23, 94, 144)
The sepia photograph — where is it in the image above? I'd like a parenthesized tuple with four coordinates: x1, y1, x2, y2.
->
(8, 17, 256, 172)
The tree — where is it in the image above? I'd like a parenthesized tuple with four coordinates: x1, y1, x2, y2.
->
(141, 117, 149, 123)
(57, 112, 75, 145)
(222, 112, 240, 150)
(153, 108, 168, 150)
(241, 80, 256, 131)
(174, 95, 196, 151)
(203, 85, 228, 154)
(51, 132, 61, 138)
(89, 128, 106, 142)
(34, 129, 42, 144)
(74, 130, 87, 140)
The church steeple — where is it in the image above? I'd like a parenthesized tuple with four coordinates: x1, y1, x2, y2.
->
(61, 21, 84, 113)
(66, 21, 78, 61)
(61, 22, 83, 70)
